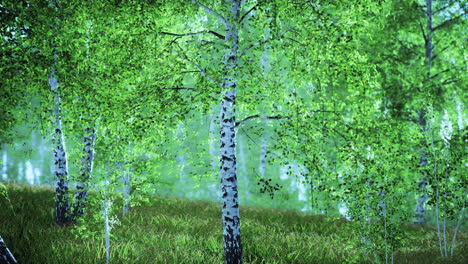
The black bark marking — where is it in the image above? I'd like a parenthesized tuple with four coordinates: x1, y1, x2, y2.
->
(223, 96, 234, 103)
(221, 155, 234, 162)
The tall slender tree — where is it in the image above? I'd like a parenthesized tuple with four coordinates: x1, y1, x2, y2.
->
(49, 68, 71, 226)
(0, 235, 17, 264)
(72, 126, 96, 220)
(216, 1, 242, 262)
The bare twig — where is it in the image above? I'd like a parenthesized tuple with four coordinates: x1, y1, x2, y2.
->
(433, 15, 465, 32)
(160, 30, 225, 40)
(191, 0, 228, 26)
(236, 115, 291, 127)
(419, 21, 428, 44)
(284, 37, 302, 45)
(432, 43, 454, 60)
(430, 69, 450, 80)
(240, 127, 258, 146)
(240, 4, 257, 24)
(396, 39, 420, 56)
(173, 41, 219, 85)
(434, 4, 451, 14)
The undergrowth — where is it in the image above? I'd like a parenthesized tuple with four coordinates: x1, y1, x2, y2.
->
(0, 184, 466, 263)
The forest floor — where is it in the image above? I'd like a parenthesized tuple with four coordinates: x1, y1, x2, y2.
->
(0, 183, 466, 264)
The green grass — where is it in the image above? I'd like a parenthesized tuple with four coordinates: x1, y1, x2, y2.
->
(0, 184, 466, 264)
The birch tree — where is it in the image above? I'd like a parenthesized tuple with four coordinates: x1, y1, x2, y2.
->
(49, 68, 71, 225)
(215, 2, 242, 261)
(373, 0, 465, 225)
(161, 0, 302, 262)
(46, 0, 73, 226)
(0, 235, 17, 264)
(72, 126, 96, 220)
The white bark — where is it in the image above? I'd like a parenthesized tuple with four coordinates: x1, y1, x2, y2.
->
(450, 208, 464, 256)
(176, 123, 188, 197)
(116, 162, 131, 216)
(73, 127, 96, 220)
(414, 0, 436, 226)
(218, 1, 242, 263)
(50, 70, 70, 226)
(258, 128, 268, 179)
(455, 97, 464, 130)
(17, 163, 23, 183)
(0, 235, 17, 264)
(1, 151, 7, 181)
(122, 174, 130, 216)
(102, 199, 111, 264)
(259, 3, 272, 180)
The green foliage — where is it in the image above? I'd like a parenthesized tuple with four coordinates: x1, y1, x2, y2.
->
(1, 0, 466, 262)
(0, 183, 14, 214)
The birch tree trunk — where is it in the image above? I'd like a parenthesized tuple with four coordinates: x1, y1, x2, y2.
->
(219, 1, 242, 263)
(0, 235, 17, 264)
(209, 110, 221, 201)
(258, 127, 268, 179)
(414, 0, 433, 225)
(102, 199, 111, 264)
(122, 172, 131, 216)
(176, 123, 188, 197)
(49, 70, 71, 226)
(72, 127, 96, 220)
(115, 161, 131, 216)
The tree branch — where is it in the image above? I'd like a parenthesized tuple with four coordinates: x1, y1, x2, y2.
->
(191, 0, 228, 26)
(240, 127, 258, 146)
(239, 19, 315, 57)
(419, 21, 428, 45)
(440, 78, 458, 86)
(236, 115, 291, 127)
(434, 4, 451, 15)
(432, 15, 464, 32)
(430, 69, 450, 80)
(164, 87, 197, 91)
(160, 30, 225, 40)
(173, 41, 219, 85)
(396, 39, 420, 56)
(432, 43, 454, 61)
(284, 37, 302, 45)
(239, 4, 257, 24)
